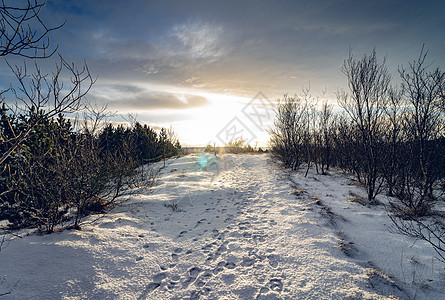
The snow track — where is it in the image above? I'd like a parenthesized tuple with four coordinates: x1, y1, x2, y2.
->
(1, 154, 442, 299)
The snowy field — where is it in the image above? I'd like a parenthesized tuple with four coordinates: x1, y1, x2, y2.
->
(1, 154, 444, 299)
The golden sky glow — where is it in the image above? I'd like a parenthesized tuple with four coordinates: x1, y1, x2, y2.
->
(2, 0, 443, 146)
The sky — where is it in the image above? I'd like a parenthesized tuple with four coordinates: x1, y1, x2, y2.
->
(2, 0, 445, 146)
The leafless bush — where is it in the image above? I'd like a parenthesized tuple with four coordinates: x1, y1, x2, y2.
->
(0, 0, 63, 59)
(389, 205, 445, 263)
(337, 48, 390, 203)
(313, 101, 334, 175)
(380, 87, 405, 198)
(396, 45, 445, 216)
(225, 138, 241, 153)
(270, 92, 314, 170)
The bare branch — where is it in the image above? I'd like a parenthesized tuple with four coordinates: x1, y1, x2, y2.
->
(0, 56, 94, 165)
(0, 0, 65, 59)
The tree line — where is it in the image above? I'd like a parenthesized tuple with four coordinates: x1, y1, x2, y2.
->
(0, 1, 182, 233)
(0, 106, 181, 232)
(270, 47, 445, 261)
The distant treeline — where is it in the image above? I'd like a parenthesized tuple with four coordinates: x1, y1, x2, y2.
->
(270, 47, 445, 217)
(202, 139, 269, 155)
(0, 106, 181, 232)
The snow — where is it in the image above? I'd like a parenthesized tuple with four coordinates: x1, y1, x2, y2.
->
(1, 153, 444, 299)
(292, 166, 445, 299)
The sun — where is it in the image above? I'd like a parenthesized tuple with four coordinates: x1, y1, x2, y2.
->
(172, 92, 251, 146)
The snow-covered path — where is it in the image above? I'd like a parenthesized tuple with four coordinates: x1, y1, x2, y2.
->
(0, 154, 417, 299)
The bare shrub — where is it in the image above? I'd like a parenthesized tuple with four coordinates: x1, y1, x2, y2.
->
(0, 0, 63, 59)
(270, 93, 314, 170)
(396, 46, 445, 216)
(337, 48, 390, 203)
(225, 137, 247, 154)
(389, 205, 445, 263)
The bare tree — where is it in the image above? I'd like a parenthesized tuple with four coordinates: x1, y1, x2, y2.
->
(0, 56, 94, 165)
(0, 0, 63, 59)
(316, 101, 334, 175)
(0, 1, 85, 166)
(398, 45, 445, 215)
(300, 88, 318, 177)
(381, 87, 405, 198)
(270, 94, 312, 170)
(337, 48, 390, 203)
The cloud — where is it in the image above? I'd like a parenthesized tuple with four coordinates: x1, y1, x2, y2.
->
(171, 21, 225, 60)
(43, 0, 445, 103)
(137, 93, 208, 110)
(88, 83, 210, 110)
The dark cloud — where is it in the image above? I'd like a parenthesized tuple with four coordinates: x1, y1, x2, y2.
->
(132, 93, 209, 110)
(9, 1, 445, 102)
(88, 83, 209, 110)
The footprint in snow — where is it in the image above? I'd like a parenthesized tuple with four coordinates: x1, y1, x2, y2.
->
(171, 248, 183, 259)
(195, 280, 206, 287)
(183, 267, 202, 287)
(222, 273, 236, 284)
(189, 290, 201, 300)
(253, 234, 266, 243)
(200, 269, 213, 280)
(267, 254, 280, 268)
(238, 220, 250, 226)
(241, 257, 255, 267)
(98, 222, 116, 229)
(178, 230, 188, 238)
(202, 241, 217, 252)
(171, 275, 181, 281)
(207, 242, 228, 261)
(188, 267, 201, 278)
(166, 281, 179, 290)
(225, 262, 236, 269)
(141, 282, 160, 294)
(213, 261, 226, 274)
(138, 273, 167, 296)
(166, 275, 181, 289)
(215, 241, 228, 255)
(269, 278, 283, 292)
(152, 272, 167, 283)
(194, 270, 213, 288)
(142, 242, 157, 249)
(195, 218, 207, 227)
